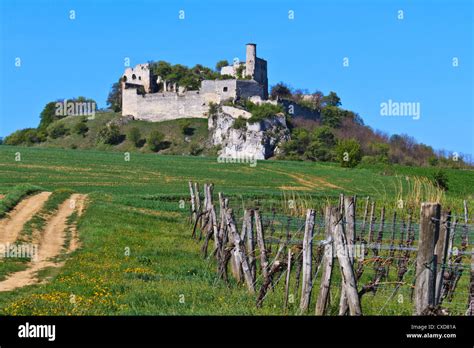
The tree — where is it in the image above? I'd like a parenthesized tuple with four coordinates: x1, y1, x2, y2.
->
(306, 91, 324, 111)
(322, 91, 341, 107)
(281, 129, 311, 158)
(128, 127, 142, 147)
(335, 138, 362, 168)
(270, 82, 292, 100)
(107, 78, 123, 112)
(321, 106, 343, 128)
(313, 126, 336, 147)
(147, 130, 165, 152)
(215, 60, 229, 72)
(39, 102, 60, 130)
(150, 61, 172, 79)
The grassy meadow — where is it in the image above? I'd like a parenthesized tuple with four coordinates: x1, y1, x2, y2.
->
(0, 145, 472, 315)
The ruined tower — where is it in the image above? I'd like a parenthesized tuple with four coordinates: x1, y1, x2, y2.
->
(245, 43, 268, 99)
(245, 43, 257, 79)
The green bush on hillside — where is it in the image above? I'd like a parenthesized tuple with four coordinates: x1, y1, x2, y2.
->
(97, 124, 123, 145)
(147, 130, 165, 152)
(433, 170, 449, 191)
(335, 138, 362, 168)
(245, 102, 284, 123)
(128, 127, 142, 147)
(232, 116, 247, 130)
(4, 128, 46, 146)
(73, 120, 89, 137)
(47, 123, 69, 139)
(178, 120, 193, 136)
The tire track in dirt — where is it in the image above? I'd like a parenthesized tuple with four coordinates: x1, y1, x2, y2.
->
(0, 192, 52, 245)
(260, 167, 343, 191)
(0, 193, 87, 292)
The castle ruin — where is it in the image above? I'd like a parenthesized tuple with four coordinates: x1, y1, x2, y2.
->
(122, 43, 268, 122)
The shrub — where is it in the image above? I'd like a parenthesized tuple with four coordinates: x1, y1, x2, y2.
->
(128, 127, 142, 147)
(178, 120, 193, 136)
(73, 121, 89, 137)
(147, 130, 165, 152)
(4, 128, 46, 145)
(97, 124, 123, 145)
(270, 82, 292, 100)
(247, 103, 284, 123)
(335, 138, 362, 168)
(190, 142, 204, 156)
(428, 156, 439, 166)
(47, 123, 69, 139)
(433, 170, 449, 191)
(208, 102, 219, 118)
(232, 116, 247, 130)
(215, 60, 229, 71)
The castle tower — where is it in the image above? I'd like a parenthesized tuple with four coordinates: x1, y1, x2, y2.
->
(245, 43, 257, 79)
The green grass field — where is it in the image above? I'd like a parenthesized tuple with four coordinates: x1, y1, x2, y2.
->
(0, 145, 472, 315)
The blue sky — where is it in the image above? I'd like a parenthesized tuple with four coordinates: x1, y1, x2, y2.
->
(0, 0, 472, 156)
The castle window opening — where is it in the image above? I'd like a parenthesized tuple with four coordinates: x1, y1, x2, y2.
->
(138, 76, 142, 80)
(123, 76, 127, 82)
(223, 87, 228, 92)
(132, 74, 136, 80)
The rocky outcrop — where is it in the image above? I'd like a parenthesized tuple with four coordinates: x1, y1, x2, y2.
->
(208, 108, 290, 160)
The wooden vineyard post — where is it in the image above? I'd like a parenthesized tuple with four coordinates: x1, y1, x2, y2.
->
(367, 201, 376, 254)
(468, 246, 474, 316)
(284, 248, 292, 312)
(300, 209, 315, 312)
(434, 210, 451, 306)
(225, 209, 255, 294)
(315, 206, 334, 315)
(375, 207, 385, 256)
(361, 197, 370, 233)
(256, 242, 286, 308)
(331, 207, 362, 316)
(414, 203, 440, 315)
(339, 196, 356, 315)
(387, 211, 397, 278)
(243, 209, 256, 283)
(194, 182, 201, 219)
(255, 209, 269, 283)
(201, 184, 218, 258)
(188, 181, 197, 226)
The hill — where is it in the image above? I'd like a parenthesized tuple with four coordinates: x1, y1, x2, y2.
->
(8, 111, 215, 156)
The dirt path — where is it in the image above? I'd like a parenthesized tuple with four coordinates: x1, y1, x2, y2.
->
(0, 194, 87, 292)
(0, 192, 52, 245)
(260, 167, 343, 191)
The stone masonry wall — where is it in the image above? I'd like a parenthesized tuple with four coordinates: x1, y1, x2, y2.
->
(122, 89, 208, 121)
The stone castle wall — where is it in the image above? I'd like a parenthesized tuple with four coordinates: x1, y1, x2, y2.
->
(279, 99, 321, 120)
(200, 80, 238, 103)
(122, 89, 208, 121)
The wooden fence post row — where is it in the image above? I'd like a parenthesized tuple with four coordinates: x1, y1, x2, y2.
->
(187, 183, 471, 316)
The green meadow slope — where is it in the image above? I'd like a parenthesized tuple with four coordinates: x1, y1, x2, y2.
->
(0, 146, 472, 315)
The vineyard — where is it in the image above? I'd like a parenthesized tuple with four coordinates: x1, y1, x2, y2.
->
(188, 182, 474, 315)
